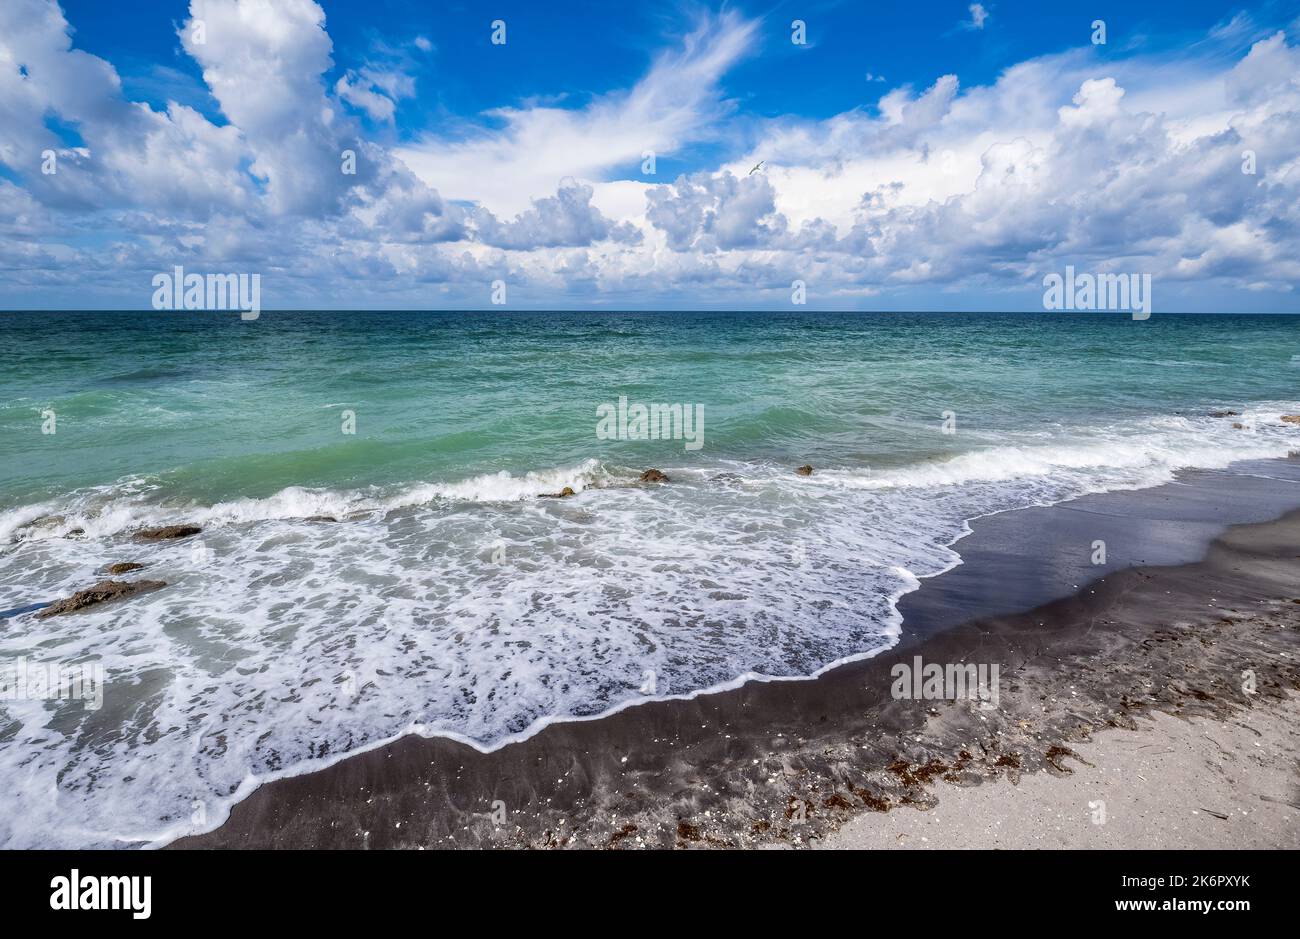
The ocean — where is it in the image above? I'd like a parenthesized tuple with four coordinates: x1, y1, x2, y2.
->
(1, 309, 1298, 848)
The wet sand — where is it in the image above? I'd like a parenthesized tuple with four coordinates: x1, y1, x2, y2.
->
(173, 459, 1300, 849)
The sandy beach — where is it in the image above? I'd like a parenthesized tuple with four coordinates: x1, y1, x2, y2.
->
(174, 460, 1300, 850)
(822, 696, 1299, 849)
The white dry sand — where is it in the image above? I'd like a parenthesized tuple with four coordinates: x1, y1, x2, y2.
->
(820, 695, 1300, 850)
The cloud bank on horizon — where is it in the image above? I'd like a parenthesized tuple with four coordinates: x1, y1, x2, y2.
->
(1, 0, 1298, 311)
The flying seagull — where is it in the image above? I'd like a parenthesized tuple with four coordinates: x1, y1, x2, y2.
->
(748, 160, 765, 175)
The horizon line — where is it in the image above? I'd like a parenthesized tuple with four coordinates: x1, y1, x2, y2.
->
(2, 309, 1299, 316)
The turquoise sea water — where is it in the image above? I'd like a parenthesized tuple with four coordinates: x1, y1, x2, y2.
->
(1, 309, 1299, 847)
(4, 311, 1300, 504)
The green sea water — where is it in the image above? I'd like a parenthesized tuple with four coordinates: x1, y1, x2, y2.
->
(2, 310, 1299, 507)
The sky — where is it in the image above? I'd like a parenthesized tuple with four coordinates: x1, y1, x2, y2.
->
(1, 0, 1298, 311)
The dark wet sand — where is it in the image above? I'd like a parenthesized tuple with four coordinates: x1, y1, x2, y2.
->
(174, 459, 1300, 849)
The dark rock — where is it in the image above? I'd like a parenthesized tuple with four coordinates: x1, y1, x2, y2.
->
(37, 579, 166, 618)
(303, 516, 338, 523)
(66, 528, 85, 537)
(540, 487, 576, 499)
(795, 465, 814, 476)
(1232, 422, 1244, 429)
(105, 562, 146, 575)
(639, 469, 669, 483)
(133, 524, 202, 542)
(1208, 410, 1239, 418)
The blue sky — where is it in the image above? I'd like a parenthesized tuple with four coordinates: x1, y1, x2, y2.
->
(2, 0, 1299, 310)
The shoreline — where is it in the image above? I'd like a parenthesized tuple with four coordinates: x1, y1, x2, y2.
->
(173, 457, 1300, 849)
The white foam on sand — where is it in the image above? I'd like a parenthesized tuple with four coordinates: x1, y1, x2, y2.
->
(0, 405, 1297, 848)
